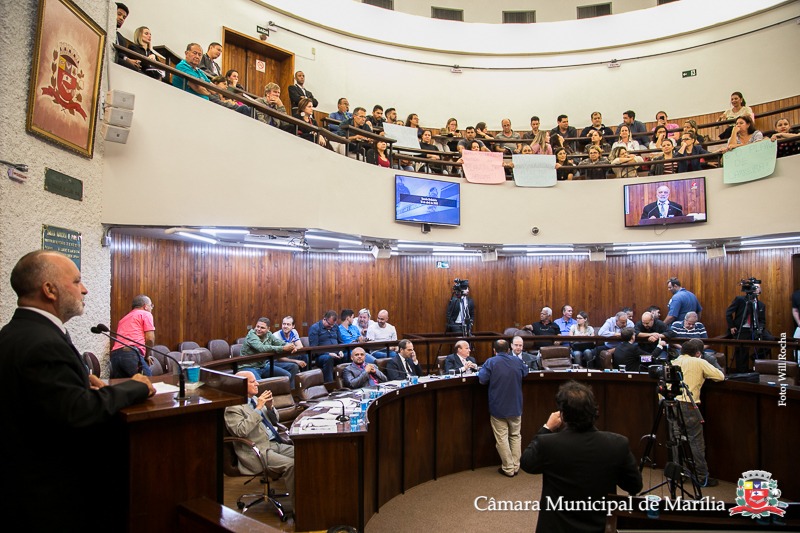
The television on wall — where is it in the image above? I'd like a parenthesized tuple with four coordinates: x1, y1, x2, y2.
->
(623, 177, 708, 228)
(395, 174, 460, 227)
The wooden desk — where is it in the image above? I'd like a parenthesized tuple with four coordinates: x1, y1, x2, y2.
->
(289, 371, 800, 532)
(114, 369, 247, 532)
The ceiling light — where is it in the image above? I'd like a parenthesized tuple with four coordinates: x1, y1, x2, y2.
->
(526, 252, 588, 257)
(305, 233, 363, 246)
(176, 231, 217, 244)
(617, 244, 694, 251)
(200, 228, 249, 236)
(735, 244, 800, 251)
(244, 243, 301, 251)
(739, 236, 800, 246)
(627, 249, 698, 255)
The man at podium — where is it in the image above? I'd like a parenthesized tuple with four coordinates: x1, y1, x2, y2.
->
(641, 185, 683, 220)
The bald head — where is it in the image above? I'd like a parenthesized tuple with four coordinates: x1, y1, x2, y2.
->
(10, 250, 87, 323)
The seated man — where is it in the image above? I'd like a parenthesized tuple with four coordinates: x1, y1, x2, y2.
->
(666, 312, 723, 370)
(338, 308, 376, 363)
(444, 340, 479, 374)
(340, 107, 374, 156)
(366, 309, 397, 357)
(308, 310, 343, 383)
(342, 347, 387, 388)
(240, 318, 300, 388)
(634, 311, 668, 352)
(494, 118, 522, 154)
(255, 82, 289, 129)
(616, 110, 649, 146)
(171, 43, 212, 100)
(366, 105, 385, 129)
(275, 315, 308, 368)
(328, 97, 352, 134)
(597, 311, 635, 361)
(553, 305, 577, 337)
(456, 126, 489, 153)
(511, 335, 540, 370)
(612, 327, 667, 371)
(579, 111, 614, 139)
(225, 372, 294, 508)
(522, 307, 561, 348)
(355, 308, 376, 339)
(549, 115, 579, 153)
(386, 339, 422, 380)
(199, 42, 222, 78)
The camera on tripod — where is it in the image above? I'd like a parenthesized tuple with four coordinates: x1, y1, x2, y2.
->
(740, 277, 761, 294)
(648, 361, 683, 399)
(452, 278, 469, 296)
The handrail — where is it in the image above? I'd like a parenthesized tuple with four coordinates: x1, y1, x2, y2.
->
(112, 44, 348, 145)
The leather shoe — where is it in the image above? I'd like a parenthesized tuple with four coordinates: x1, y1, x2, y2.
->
(704, 477, 719, 487)
(498, 467, 514, 478)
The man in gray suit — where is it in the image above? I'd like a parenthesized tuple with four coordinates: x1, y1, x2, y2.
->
(225, 371, 295, 504)
(343, 347, 387, 388)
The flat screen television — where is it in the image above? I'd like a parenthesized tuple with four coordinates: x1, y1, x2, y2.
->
(624, 177, 707, 228)
(395, 174, 460, 227)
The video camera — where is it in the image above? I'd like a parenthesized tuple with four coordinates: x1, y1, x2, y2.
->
(452, 278, 469, 296)
(648, 361, 683, 400)
(740, 277, 761, 294)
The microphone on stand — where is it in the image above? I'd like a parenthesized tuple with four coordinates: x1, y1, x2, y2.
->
(91, 323, 188, 400)
(332, 399, 350, 422)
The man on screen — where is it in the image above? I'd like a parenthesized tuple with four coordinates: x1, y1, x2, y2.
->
(640, 185, 683, 220)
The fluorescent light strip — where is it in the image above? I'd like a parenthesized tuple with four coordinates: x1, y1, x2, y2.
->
(526, 252, 588, 257)
(739, 236, 800, 246)
(200, 229, 249, 236)
(177, 232, 217, 245)
(397, 243, 464, 251)
(627, 249, 698, 255)
(244, 243, 300, 252)
(335, 249, 373, 255)
(502, 246, 575, 252)
(431, 252, 480, 257)
(617, 244, 694, 251)
(305, 234, 363, 246)
(612, 240, 691, 246)
(735, 244, 800, 252)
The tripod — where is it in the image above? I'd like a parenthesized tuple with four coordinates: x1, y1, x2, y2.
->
(639, 383, 703, 500)
(734, 294, 763, 372)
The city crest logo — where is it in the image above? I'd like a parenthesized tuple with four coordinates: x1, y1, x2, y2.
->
(40, 42, 88, 119)
(729, 470, 788, 519)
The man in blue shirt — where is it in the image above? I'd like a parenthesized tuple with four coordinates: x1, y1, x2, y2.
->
(478, 339, 527, 478)
(553, 304, 577, 336)
(308, 310, 343, 382)
(172, 43, 212, 100)
(664, 277, 702, 325)
(328, 97, 352, 134)
(338, 308, 376, 363)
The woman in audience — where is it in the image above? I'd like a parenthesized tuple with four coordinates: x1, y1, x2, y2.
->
(725, 115, 763, 150)
(577, 146, 609, 180)
(418, 129, 445, 174)
(569, 311, 595, 368)
(406, 113, 423, 138)
(530, 131, 553, 155)
(611, 125, 641, 153)
(771, 117, 800, 158)
(209, 76, 252, 116)
(584, 130, 611, 156)
(610, 146, 643, 178)
(648, 125, 675, 150)
(366, 138, 391, 168)
(441, 118, 462, 152)
(652, 111, 680, 139)
(719, 91, 754, 139)
(294, 97, 328, 148)
(682, 120, 706, 146)
(554, 148, 573, 181)
(648, 138, 678, 175)
(127, 26, 163, 80)
(225, 69, 245, 94)
(520, 144, 533, 154)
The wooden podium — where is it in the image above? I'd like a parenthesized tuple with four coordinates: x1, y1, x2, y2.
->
(114, 368, 246, 532)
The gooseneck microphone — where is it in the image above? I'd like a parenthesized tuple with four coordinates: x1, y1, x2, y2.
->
(91, 323, 188, 400)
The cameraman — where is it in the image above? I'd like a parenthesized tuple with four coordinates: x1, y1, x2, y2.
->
(725, 281, 773, 373)
(446, 280, 474, 334)
(671, 339, 724, 487)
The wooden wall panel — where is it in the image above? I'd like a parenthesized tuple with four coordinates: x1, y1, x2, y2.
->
(110, 234, 799, 351)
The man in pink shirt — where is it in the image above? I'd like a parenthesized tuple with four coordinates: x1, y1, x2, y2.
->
(110, 294, 155, 377)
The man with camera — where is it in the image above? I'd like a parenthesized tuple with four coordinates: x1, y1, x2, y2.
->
(671, 339, 724, 487)
(446, 279, 474, 334)
(725, 279, 772, 373)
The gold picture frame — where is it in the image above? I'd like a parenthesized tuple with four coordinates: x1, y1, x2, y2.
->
(26, 0, 106, 158)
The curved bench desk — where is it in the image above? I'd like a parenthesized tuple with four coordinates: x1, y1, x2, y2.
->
(289, 371, 799, 532)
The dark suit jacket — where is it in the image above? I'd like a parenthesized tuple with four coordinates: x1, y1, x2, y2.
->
(612, 341, 664, 371)
(0, 309, 150, 529)
(343, 363, 387, 388)
(444, 353, 477, 373)
(199, 53, 222, 78)
(386, 355, 422, 381)
(521, 426, 643, 533)
(725, 296, 767, 332)
(640, 200, 683, 220)
(288, 84, 318, 112)
(446, 296, 475, 327)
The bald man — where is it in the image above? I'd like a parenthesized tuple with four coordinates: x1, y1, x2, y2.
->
(0, 250, 154, 529)
(444, 340, 478, 374)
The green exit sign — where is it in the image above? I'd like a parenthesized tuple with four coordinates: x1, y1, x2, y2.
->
(682, 69, 697, 78)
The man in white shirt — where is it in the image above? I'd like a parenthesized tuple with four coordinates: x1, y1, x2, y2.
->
(367, 309, 397, 358)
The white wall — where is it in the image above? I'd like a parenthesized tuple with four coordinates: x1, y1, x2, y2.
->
(0, 0, 113, 365)
(104, 64, 800, 247)
(375, 0, 660, 23)
(118, 0, 800, 129)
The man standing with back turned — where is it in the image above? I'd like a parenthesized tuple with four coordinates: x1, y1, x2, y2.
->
(479, 339, 527, 477)
(521, 381, 642, 533)
(0, 250, 154, 530)
(110, 294, 155, 378)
